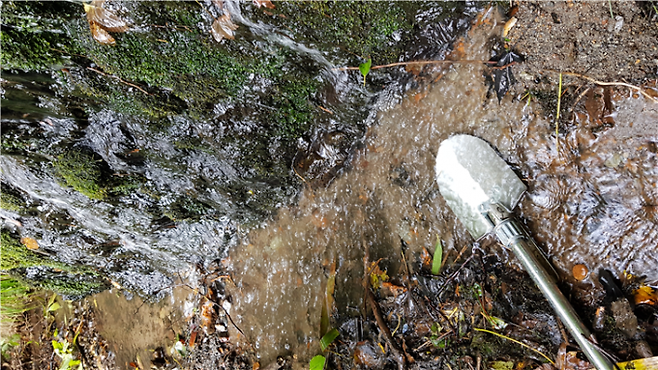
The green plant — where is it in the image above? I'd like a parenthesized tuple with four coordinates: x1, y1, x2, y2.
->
(310, 328, 340, 370)
(1, 333, 21, 362)
(0, 276, 34, 322)
(52, 328, 82, 370)
(431, 235, 443, 275)
(359, 58, 371, 87)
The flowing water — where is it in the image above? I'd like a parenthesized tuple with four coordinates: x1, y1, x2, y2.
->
(224, 12, 658, 365)
(2, 2, 658, 368)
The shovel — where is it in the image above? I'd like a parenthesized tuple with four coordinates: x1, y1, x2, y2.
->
(435, 134, 613, 370)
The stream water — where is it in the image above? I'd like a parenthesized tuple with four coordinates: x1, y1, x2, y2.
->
(225, 11, 658, 365)
(2, 2, 657, 368)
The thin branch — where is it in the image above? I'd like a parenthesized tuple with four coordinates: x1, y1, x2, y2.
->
(474, 328, 555, 365)
(367, 289, 406, 370)
(86, 67, 150, 95)
(333, 59, 496, 72)
(545, 70, 658, 104)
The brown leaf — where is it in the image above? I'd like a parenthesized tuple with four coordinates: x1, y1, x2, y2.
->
(253, 0, 275, 9)
(89, 20, 116, 45)
(85, 0, 128, 33)
(21, 237, 39, 250)
(188, 330, 198, 348)
(211, 13, 239, 42)
(200, 300, 216, 334)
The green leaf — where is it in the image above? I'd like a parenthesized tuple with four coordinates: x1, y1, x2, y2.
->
(485, 315, 508, 330)
(431, 235, 443, 275)
(309, 355, 326, 370)
(52, 340, 63, 352)
(359, 58, 371, 87)
(48, 301, 61, 313)
(320, 328, 339, 351)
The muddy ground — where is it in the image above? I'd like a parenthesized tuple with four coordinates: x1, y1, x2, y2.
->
(3, 2, 658, 370)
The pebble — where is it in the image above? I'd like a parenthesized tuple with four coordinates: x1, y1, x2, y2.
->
(572, 264, 589, 280)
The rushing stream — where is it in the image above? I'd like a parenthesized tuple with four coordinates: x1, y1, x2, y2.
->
(224, 11, 658, 365)
(2, 2, 657, 368)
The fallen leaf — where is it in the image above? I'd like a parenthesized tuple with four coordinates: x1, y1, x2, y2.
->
(253, 0, 275, 9)
(88, 20, 116, 45)
(21, 237, 39, 250)
(211, 12, 239, 42)
(189, 330, 198, 348)
(487, 51, 523, 102)
(420, 247, 432, 269)
(200, 300, 216, 334)
(381, 282, 407, 297)
(634, 285, 657, 306)
(85, 0, 128, 32)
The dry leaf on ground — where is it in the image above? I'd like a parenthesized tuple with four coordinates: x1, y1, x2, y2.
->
(21, 237, 39, 250)
(253, 0, 275, 9)
(211, 13, 239, 42)
(85, 0, 128, 32)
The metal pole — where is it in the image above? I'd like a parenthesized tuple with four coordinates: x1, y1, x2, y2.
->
(488, 204, 614, 370)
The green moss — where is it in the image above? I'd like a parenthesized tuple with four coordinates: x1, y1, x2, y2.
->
(1, 231, 104, 298)
(266, 1, 413, 64)
(53, 149, 107, 200)
(109, 174, 146, 196)
(0, 231, 50, 271)
(15, 273, 105, 299)
(270, 80, 319, 141)
(0, 191, 24, 213)
(0, 1, 83, 71)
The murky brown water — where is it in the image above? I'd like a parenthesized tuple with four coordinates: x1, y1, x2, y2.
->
(224, 11, 658, 365)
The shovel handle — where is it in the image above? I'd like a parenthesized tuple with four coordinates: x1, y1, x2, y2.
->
(488, 206, 613, 370)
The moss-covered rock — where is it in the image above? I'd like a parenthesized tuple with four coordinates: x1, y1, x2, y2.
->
(1, 230, 105, 298)
(53, 148, 107, 200)
(0, 231, 48, 271)
(0, 1, 84, 71)
(0, 189, 25, 213)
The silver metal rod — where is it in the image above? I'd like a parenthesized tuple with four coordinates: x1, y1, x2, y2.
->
(504, 223, 614, 370)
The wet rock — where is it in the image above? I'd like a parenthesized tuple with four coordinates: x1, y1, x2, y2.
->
(611, 299, 640, 339)
(353, 341, 385, 368)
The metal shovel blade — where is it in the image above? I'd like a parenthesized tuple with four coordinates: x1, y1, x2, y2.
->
(435, 134, 614, 370)
(435, 135, 526, 239)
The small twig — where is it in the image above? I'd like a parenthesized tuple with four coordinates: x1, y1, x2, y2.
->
(570, 87, 590, 112)
(367, 289, 406, 370)
(203, 293, 251, 348)
(86, 67, 150, 95)
(546, 70, 658, 104)
(333, 59, 496, 72)
(436, 254, 476, 297)
(474, 328, 555, 365)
